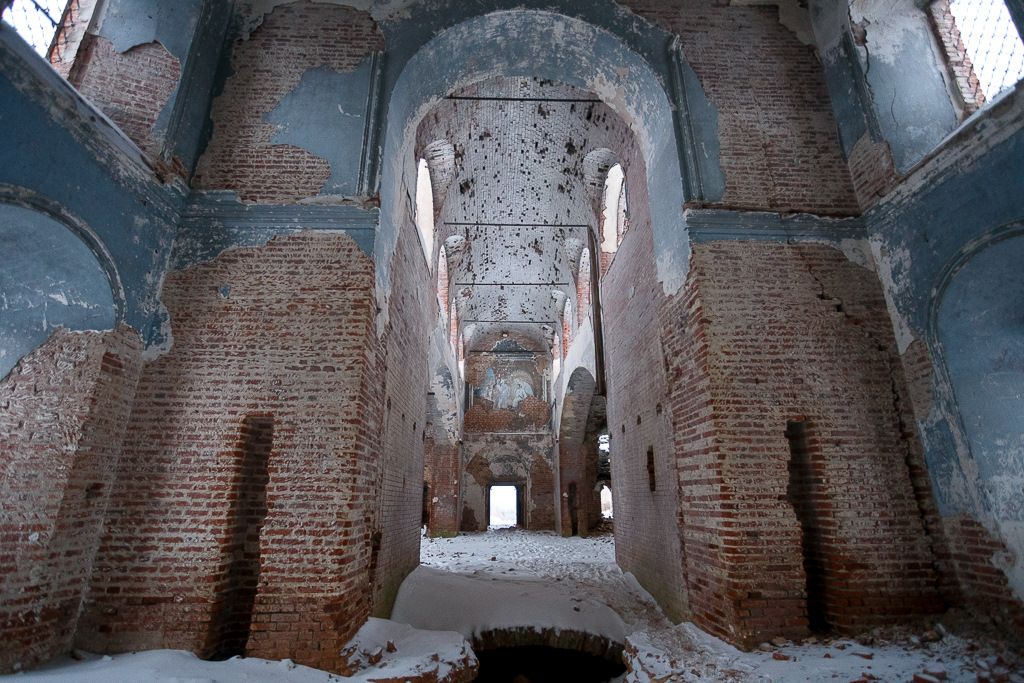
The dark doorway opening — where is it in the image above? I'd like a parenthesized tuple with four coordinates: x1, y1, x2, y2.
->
(211, 415, 272, 659)
(785, 419, 829, 633)
(474, 646, 626, 682)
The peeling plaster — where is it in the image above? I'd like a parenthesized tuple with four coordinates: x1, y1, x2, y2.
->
(265, 57, 377, 199)
(730, 0, 817, 46)
(869, 238, 916, 354)
(849, 0, 958, 172)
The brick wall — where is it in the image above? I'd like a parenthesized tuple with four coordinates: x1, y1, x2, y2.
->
(75, 232, 383, 673)
(371, 212, 435, 618)
(557, 369, 600, 537)
(847, 134, 900, 211)
(193, 2, 384, 203)
(942, 515, 1024, 638)
(602, 152, 691, 623)
(71, 36, 180, 163)
(929, 0, 986, 116)
(461, 433, 555, 532)
(0, 326, 142, 674)
(622, 0, 859, 215)
(677, 240, 946, 647)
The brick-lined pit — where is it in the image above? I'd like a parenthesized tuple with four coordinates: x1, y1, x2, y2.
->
(0, 326, 142, 673)
(74, 233, 383, 673)
(193, 2, 384, 203)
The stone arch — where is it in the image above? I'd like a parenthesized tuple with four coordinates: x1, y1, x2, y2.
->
(424, 364, 462, 537)
(375, 9, 692, 329)
(557, 367, 599, 536)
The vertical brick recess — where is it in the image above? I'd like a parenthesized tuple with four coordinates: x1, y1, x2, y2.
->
(0, 326, 143, 673)
(193, 3, 385, 203)
(666, 240, 947, 647)
(75, 233, 384, 673)
(70, 36, 181, 162)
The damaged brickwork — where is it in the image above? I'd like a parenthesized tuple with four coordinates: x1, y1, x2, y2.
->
(0, 326, 143, 673)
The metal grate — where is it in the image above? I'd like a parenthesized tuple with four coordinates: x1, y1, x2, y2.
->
(1, 0, 70, 59)
(949, 0, 1024, 98)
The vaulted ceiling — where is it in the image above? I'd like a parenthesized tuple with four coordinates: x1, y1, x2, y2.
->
(416, 76, 639, 355)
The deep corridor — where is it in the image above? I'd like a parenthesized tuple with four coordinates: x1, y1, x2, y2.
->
(2, 0, 1024, 678)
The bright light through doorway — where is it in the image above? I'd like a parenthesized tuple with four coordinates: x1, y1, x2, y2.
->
(601, 485, 613, 518)
(489, 485, 517, 528)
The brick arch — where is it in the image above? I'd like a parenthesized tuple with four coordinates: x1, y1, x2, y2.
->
(557, 367, 598, 537)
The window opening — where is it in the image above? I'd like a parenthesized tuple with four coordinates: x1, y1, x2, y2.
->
(2, 0, 69, 59)
(945, 0, 1024, 101)
(601, 164, 625, 253)
(437, 244, 449, 324)
(646, 446, 656, 492)
(600, 485, 613, 519)
(489, 485, 517, 528)
(414, 157, 435, 269)
(576, 248, 591, 327)
(785, 420, 828, 633)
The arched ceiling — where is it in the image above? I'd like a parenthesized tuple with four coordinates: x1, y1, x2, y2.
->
(417, 76, 639, 354)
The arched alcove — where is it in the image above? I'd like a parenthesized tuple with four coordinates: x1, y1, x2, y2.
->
(0, 202, 119, 377)
(933, 223, 1024, 599)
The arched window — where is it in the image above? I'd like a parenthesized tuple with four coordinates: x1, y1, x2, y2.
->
(602, 164, 625, 252)
(414, 157, 435, 269)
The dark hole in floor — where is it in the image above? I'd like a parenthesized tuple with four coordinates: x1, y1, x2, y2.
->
(473, 645, 626, 682)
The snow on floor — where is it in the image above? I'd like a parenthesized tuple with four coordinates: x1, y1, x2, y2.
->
(406, 528, 1023, 683)
(4, 529, 1022, 682)
(0, 618, 475, 683)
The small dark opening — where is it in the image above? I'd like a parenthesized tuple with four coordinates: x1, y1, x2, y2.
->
(422, 482, 430, 526)
(568, 482, 579, 536)
(646, 446, 656, 492)
(474, 646, 626, 682)
(785, 420, 828, 633)
(211, 415, 272, 660)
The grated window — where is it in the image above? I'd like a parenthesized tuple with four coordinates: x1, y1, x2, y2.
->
(2, 0, 73, 60)
(949, 0, 1024, 98)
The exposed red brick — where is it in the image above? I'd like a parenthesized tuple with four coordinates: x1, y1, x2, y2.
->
(71, 35, 181, 162)
(193, 2, 384, 203)
(0, 326, 143, 673)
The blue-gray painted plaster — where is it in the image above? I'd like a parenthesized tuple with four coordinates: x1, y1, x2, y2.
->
(377, 8, 696, 333)
(809, 0, 874, 158)
(0, 205, 116, 378)
(265, 57, 377, 199)
(862, 35, 958, 173)
(98, 0, 202, 59)
(173, 191, 378, 270)
(809, 0, 957, 170)
(864, 82, 1024, 575)
(0, 28, 180, 354)
(937, 232, 1024, 525)
(99, 0, 231, 177)
(687, 208, 866, 244)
